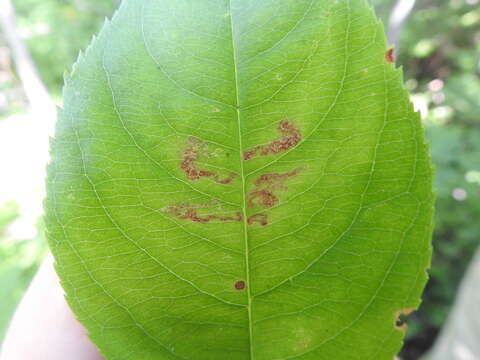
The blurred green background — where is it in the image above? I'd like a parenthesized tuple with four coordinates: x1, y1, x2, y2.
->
(0, 0, 478, 359)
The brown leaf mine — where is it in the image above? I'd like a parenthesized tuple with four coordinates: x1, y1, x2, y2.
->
(181, 137, 236, 184)
(243, 120, 301, 161)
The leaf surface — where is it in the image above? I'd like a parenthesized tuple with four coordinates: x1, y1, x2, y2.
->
(45, 0, 434, 359)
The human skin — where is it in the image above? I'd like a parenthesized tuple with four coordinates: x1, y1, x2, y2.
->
(0, 255, 103, 360)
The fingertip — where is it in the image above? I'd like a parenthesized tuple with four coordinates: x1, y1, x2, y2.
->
(1, 255, 104, 360)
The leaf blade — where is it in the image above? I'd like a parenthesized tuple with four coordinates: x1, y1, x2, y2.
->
(45, 0, 434, 359)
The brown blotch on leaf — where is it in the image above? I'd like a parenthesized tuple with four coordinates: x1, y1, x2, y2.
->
(181, 137, 236, 184)
(385, 48, 395, 63)
(247, 213, 268, 226)
(394, 308, 415, 333)
(243, 120, 301, 161)
(234, 281, 246, 290)
(162, 203, 242, 224)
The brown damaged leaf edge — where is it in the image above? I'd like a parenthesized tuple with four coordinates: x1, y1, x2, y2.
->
(394, 308, 415, 333)
(385, 47, 395, 63)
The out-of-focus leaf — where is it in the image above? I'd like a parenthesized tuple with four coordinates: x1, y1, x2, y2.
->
(425, 249, 480, 360)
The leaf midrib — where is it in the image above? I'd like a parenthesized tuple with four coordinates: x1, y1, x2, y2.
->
(227, 1, 254, 358)
(227, 1, 351, 357)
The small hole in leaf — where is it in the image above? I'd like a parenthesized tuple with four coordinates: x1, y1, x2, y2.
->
(396, 315, 407, 328)
(234, 281, 246, 290)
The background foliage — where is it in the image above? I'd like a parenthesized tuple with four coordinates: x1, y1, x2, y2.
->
(0, 0, 478, 358)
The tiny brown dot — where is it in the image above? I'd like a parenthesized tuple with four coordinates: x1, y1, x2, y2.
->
(235, 281, 246, 290)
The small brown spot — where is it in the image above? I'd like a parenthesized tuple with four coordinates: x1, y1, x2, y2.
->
(385, 48, 395, 63)
(247, 213, 268, 226)
(243, 120, 301, 161)
(234, 281, 246, 290)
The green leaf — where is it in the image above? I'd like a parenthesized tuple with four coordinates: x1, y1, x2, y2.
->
(45, 0, 434, 359)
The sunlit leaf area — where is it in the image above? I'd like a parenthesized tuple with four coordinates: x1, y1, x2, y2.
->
(0, 0, 478, 359)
